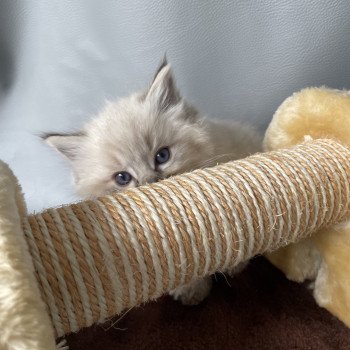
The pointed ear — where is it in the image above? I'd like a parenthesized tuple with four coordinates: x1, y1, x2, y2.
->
(146, 59, 181, 110)
(42, 133, 85, 161)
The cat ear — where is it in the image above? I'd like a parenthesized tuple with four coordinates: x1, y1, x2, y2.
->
(146, 58, 181, 110)
(42, 133, 84, 161)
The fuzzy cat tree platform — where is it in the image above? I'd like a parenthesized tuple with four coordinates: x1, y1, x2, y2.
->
(1, 138, 350, 350)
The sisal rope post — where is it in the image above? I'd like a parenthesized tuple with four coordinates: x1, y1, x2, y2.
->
(22, 139, 350, 337)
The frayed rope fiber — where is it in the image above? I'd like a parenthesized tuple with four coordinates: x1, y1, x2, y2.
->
(22, 139, 350, 337)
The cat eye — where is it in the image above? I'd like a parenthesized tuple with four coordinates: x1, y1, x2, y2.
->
(155, 147, 170, 165)
(115, 171, 132, 186)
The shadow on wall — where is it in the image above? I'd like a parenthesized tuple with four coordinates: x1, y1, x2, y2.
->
(0, 0, 23, 98)
(0, 49, 13, 95)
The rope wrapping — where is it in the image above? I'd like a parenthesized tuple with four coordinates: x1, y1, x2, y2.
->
(22, 139, 350, 337)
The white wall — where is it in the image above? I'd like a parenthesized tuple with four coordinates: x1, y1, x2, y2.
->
(1, 0, 350, 212)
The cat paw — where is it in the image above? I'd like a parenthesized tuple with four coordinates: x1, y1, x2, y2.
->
(169, 276, 212, 305)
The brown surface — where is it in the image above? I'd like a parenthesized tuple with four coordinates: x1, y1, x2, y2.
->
(66, 257, 350, 350)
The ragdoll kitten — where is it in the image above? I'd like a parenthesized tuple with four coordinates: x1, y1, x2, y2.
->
(44, 59, 262, 305)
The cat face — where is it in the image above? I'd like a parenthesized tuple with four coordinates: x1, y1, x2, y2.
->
(44, 59, 213, 197)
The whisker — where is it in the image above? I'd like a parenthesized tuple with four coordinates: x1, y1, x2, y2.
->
(104, 307, 134, 331)
(196, 152, 241, 169)
(216, 271, 232, 287)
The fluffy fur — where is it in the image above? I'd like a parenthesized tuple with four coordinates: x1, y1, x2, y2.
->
(264, 86, 350, 328)
(0, 160, 56, 350)
(264, 87, 350, 151)
(44, 59, 261, 304)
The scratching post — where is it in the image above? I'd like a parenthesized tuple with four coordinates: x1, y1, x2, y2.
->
(23, 139, 350, 336)
(1, 139, 350, 349)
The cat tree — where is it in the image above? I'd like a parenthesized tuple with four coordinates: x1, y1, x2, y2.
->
(1, 138, 350, 350)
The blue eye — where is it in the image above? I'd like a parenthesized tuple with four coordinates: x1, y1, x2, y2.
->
(115, 171, 132, 186)
(155, 147, 170, 165)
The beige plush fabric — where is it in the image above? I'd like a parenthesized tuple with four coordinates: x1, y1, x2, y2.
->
(264, 87, 350, 328)
(0, 160, 56, 350)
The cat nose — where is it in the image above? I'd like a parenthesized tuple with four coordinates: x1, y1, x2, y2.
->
(146, 176, 158, 185)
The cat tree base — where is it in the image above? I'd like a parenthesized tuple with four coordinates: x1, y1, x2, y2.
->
(1, 139, 350, 349)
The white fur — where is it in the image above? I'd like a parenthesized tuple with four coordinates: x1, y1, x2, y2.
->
(45, 61, 261, 304)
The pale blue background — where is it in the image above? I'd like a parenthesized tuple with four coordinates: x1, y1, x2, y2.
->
(1, 0, 350, 212)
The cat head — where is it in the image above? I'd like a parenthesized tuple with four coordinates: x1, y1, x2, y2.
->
(43, 58, 213, 197)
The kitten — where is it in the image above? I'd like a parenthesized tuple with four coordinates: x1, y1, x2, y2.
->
(43, 58, 262, 305)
